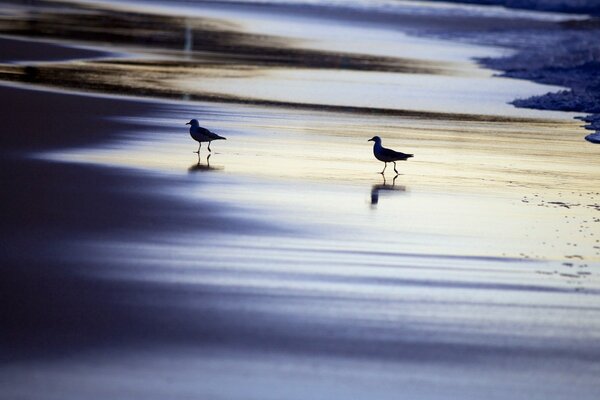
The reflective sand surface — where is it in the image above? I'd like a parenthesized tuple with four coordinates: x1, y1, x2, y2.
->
(2, 1, 600, 399)
(42, 98, 599, 263)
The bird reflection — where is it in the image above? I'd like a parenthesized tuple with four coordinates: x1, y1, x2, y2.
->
(184, 19, 193, 58)
(370, 174, 406, 206)
(188, 154, 222, 173)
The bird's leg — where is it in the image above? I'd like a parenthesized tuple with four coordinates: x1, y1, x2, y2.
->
(194, 142, 201, 154)
(380, 163, 387, 174)
(208, 141, 212, 153)
(393, 162, 399, 175)
(206, 153, 211, 167)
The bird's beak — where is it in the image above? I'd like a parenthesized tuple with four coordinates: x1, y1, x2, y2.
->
(185, 122, 191, 125)
(367, 138, 373, 142)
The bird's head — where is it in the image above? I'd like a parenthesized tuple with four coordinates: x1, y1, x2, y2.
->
(186, 119, 199, 127)
(368, 136, 382, 144)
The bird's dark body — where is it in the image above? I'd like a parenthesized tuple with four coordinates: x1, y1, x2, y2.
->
(190, 126, 225, 143)
(368, 135, 413, 174)
(186, 119, 226, 153)
(375, 147, 413, 162)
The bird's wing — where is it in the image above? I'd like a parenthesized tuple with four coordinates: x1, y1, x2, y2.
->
(395, 151, 413, 159)
(199, 127, 226, 140)
(195, 127, 212, 136)
(380, 147, 412, 160)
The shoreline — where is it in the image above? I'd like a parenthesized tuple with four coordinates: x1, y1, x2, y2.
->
(59, 0, 599, 141)
(0, 1, 591, 120)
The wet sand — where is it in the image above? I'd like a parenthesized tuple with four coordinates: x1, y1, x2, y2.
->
(1, 1, 600, 399)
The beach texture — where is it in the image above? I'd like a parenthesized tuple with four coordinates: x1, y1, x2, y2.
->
(1, 1, 599, 399)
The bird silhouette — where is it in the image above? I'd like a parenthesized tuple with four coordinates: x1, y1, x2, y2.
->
(186, 119, 226, 153)
(368, 136, 413, 174)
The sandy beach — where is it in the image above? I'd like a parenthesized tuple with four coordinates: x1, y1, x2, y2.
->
(1, 1, 600, 399)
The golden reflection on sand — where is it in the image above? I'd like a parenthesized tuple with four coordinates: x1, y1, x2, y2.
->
(47, 104, 592, 190)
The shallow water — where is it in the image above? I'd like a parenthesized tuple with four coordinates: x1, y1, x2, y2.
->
(174, 68, 579, 118)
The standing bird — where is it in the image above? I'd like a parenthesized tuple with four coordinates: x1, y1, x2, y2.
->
(186, 119, 226, 153)
(368, 136, 413, 174)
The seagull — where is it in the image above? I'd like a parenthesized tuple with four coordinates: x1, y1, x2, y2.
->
(368, 136, 413, 174)
(186, 119, 226, 153)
